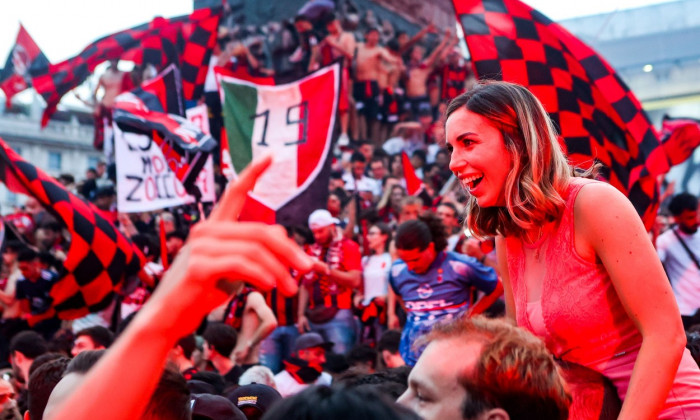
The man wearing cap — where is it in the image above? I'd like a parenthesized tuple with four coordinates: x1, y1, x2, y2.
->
(299, 209, 362, 355)
(273, 332, 334, 397)
(227, 383, 282, 420)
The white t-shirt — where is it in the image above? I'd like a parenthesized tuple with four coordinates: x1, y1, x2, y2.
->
(361, 253, 392, 305)
(274, 370, 332, 398)
(657, 228, 700, 316)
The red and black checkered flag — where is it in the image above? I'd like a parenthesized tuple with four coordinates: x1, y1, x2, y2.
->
(30, 8, 220, 127)
(0, 138, 143, 321)
(113, 64, 217, 199)
(660, 116, 700, 167)
(0, 24, 50, 107)
(453, 0, 668, 229)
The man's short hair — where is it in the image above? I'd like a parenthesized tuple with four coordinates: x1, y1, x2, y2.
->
(668, 192, 698, 216)
(202, 322, 238, 358)
(377, 330, 401, 354)
(10, 331, 48, 359)
(351, 151, 367, 163)
(17, 248, 39, 263)
(28, 353, 66, 378)
(28, 357, 70, 420)
(262, 386, 420, 420)
(424, 316, 571, 420)
(143, 364, 190, 420)
(177, 334, 197, 360)
(75, 326, 114, 349)
(398, 196, 422, 211)
(347, 344, 378, 370)
(65, 349, 105, 375)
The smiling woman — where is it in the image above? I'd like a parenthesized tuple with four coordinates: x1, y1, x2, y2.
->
(444, 81, 700, 420)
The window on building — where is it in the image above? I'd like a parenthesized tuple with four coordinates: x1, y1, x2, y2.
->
(48, 152, 62, 171)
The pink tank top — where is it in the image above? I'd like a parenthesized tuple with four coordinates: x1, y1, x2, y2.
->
(508, 178, 700, 415)
(507, 178, 642, 368)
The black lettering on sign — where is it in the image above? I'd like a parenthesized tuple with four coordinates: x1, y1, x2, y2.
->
(141, 156, 153, 174)
(285, 101, 308, 146)
(251, 109, 270, 147)
(125, 175, 143, 202)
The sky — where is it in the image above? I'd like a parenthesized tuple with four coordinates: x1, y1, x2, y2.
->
(0, 0, 681, 63)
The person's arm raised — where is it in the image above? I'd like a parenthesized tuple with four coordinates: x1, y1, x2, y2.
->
(43, 155, 313, 420)
(576, 182, 685, 420)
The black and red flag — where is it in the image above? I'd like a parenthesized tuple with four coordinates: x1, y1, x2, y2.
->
(660, 116, 700, 167)
(0, 24, 49, 107)
(112, 64, 217, 199)
(452, 0, 668, 229)
(30, 7, 220, 126)
(0, 138, 143, 322)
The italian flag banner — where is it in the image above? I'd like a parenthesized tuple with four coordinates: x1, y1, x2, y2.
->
(216, 62, 340, 226)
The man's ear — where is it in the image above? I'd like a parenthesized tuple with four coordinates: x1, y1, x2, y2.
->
(480, 408, 509, 420)
(12, 351, 26, 366)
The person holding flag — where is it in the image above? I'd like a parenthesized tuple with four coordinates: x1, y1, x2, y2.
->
(445, 81, 700, 419)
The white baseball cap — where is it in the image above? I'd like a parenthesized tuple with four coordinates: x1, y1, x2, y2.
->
(308, 209, 340, 230)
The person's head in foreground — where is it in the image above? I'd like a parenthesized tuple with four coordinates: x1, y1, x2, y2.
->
(72, 326, 114, 356)
(397, 316, 571, 420)
(445, 81, 572, 238)
(261, 385, 420, 420)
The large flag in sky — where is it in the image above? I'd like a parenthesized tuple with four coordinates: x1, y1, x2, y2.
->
(452, 0, 668, 229)
(30, 7, 220, 126)
(0, 138, 143, 322)
(0, 24, 49, 107)
(216, 62, 341, 226)
(113, 64, 217, 199)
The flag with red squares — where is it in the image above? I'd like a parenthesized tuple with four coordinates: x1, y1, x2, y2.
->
(30, 8, 220, 126)
(452, 0, 668, 229)
(0, 138, 143, 322)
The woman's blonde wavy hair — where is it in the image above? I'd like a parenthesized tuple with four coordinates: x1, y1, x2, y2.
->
(445, 81, 572, 239)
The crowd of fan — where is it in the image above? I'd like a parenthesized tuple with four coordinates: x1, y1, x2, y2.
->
(0, 3, 699, 420)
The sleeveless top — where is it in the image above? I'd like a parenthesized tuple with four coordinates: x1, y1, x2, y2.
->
(506, 178, 700, 415)
(506, 178, 641, 368)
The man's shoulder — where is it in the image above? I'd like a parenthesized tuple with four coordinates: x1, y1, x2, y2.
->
(390, 260, 408, 279)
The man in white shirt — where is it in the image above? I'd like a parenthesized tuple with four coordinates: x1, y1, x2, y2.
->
(657, 192, 700, 329)
(273, 332, 333, 397)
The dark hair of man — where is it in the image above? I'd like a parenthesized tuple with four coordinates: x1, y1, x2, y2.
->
(202, 322, 238, 358)
(350, 151, 367, 163)
(177, 334, 197, 360)
(668, 192, 698, 216)
(28, 353, 66, 378)
(377, 330, 401, 354)
(190, 371, 226, 395)
(395, 212, 448, 252)
(142, 364, 191, 420)
(27, 357, 70, 420)
(166, 230, 188, 242)
(38, 252, 59, 270)
(16, 248, 39, 263)
(10, 331, 48, 359)
(75, 326, 114, 349)
(261, 385, 421, 420)
(65, 350, 106, 375)
(337, 366, 412, 400)
(347, 344, 378, 371)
